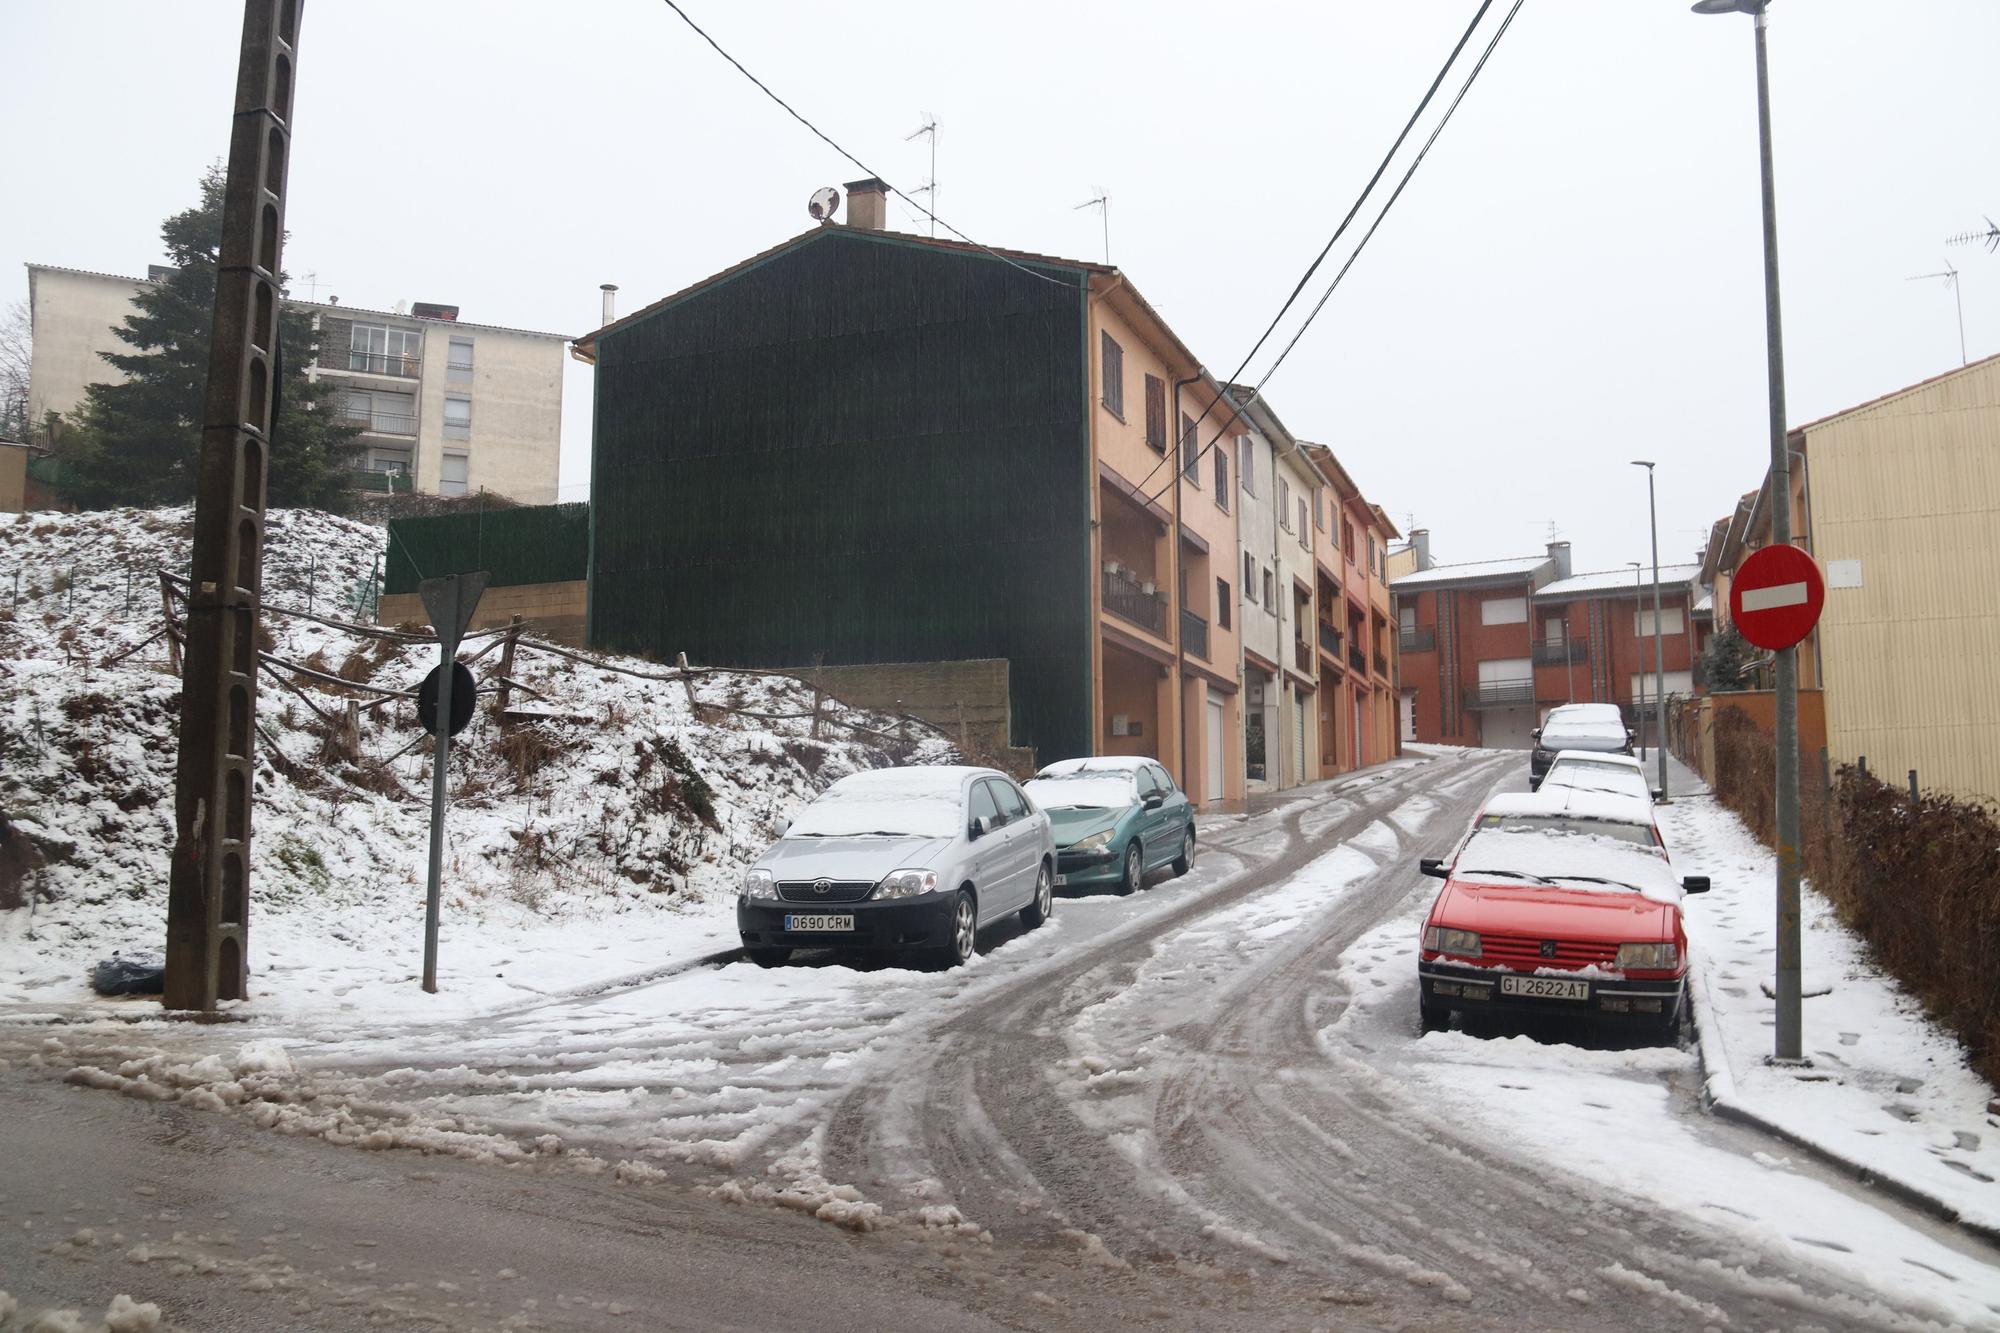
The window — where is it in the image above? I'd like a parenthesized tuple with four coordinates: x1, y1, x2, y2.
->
(1243, 551, 1255, 596)
(1180, 412, 1198, 483)
(993, 780, 1028, 822)
(443, 395, 471, 441)
(1279, 477, 1291, 529)
(1342, 519, 1355, 561)
(341, 387, 416, 435)
(1216, 578, 1231, 630)
(1367, 535, 1377, 576)
(1315, 489, 1326, 531)
(439, 450, 469, 497)
(1262, 567, 1275, 613)
(1297, 498, 1308, 547)
(1101, 333, 1124, 417)
(969, 780, 1000, 827)
(446, 337, 474, 384)
(1150, 763, 1178, 795)
(1142, 374, 1165, 451)
(1481, 596, 1528, 626)
(1401, 605, 1417, 632)
(1136, 767, 1162, 798)
(349, 323, 420, 377)
(1635, 607, 1686, 636)
(1213, 448, 1229, 510)
(1629, 669, 1695, 699)
(1237, 436, 1255, 497)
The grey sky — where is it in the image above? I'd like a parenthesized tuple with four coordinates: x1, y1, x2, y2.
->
(4, 1, 1993, 570)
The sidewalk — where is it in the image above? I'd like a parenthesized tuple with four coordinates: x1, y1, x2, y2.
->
(1655, 753, 2000, 1240)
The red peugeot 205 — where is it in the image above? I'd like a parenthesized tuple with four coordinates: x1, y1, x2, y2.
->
(1415, 788, 1709, 1041)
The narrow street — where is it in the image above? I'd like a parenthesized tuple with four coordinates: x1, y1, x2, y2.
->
(7, 747, 1993, 1330)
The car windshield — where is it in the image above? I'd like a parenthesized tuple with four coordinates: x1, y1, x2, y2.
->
(1476, 813, 1655, 847)
(1539, 721, 1628, 750)
(1544, 762, 1649, 799)
(786, 772, 964, 838)
(1024, 775, 1135, 810)
(1455, 822, 1680, 904)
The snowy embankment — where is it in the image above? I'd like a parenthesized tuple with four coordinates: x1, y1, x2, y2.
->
(0, 506, 951, 1017)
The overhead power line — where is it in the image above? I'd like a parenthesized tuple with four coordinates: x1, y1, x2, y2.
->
(1117, 0, 1499, 507)
(1141, 0, 1527, 510)
(656, 0, 1067, 286)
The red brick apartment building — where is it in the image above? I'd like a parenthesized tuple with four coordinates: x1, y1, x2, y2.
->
(1392, 538, 1701, 750)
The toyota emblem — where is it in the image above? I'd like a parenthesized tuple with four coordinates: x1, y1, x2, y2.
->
(1539, 941, 1559, 959)
(813, 879, 833, 895)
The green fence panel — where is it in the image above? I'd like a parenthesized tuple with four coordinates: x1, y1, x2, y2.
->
(383, 502, 590, 594)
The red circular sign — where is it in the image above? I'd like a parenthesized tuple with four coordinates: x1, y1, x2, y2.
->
(1729, 543, 1825, 651)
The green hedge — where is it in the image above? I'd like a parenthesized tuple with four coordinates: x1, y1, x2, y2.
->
(383, 502, 589, 594)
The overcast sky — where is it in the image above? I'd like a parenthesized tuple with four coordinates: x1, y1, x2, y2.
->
(5, 1, 1993, 572)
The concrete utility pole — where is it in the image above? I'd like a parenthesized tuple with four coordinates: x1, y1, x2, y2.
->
(1694, 0, 1804, 1063)
(1633, 459, 1671, 802)
(1628, 562, 1645, 758)
(163, 0, 302, 1012)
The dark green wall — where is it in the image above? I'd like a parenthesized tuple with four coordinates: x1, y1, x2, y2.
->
(384, 502, 590, 594)
(590, 230, 1092, 759)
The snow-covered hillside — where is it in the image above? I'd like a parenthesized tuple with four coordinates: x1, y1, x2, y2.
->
(0, 506, 952, 1004)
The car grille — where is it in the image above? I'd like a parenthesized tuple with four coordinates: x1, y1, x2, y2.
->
(1479, 934, 1618, 970)
(776, 880, 875, 903)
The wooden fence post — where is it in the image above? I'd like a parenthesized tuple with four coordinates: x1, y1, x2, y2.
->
(677, 652, 699, 716)
(495, 614, 522, 718)
(159, 572, 181, 673)
(1908, 769, 1920, 804)
(956, 700, 969, 756)
(343, 700, 361, 760)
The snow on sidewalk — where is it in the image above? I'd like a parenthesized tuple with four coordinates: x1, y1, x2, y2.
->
(1661, 763, 2000, 1236)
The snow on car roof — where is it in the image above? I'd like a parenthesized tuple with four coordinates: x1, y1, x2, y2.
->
(788, 765, 993, 838)
(1024, 773, 1136, 810)
(1456, 828, 1683, 904)
(826, 765, 992, 794)
(1545, 703, 1624, 724)
(1548, 750, 1644, 771)
(1036, 756, 1157, 776)
(1482, 788, 1653, 825)
(1539, 717, 1630, 749)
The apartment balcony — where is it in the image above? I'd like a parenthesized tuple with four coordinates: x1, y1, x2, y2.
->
(1465, 680, 1536, 709)
(1533, 639, 1588, 666)
(1295, 640, 1312, 674)
(343, 409, 418, 438)
(342, 351, 422, 379)
(1318, 622, 1343, 660)
(1399, 626, 1436, 653)
(1374, 652, 1390, 677)
(1103, 568, 1167, 636)
(1181, 609, 1210, 661)
(1348, 645, 1368, 675)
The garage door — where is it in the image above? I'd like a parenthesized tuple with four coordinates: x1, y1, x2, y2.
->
(1481, 705, 1536, 751)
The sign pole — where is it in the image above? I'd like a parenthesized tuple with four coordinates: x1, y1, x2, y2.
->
(417, 572, 488, 994)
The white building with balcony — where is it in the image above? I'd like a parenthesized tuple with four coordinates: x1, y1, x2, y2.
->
(23, 263, 568, 503)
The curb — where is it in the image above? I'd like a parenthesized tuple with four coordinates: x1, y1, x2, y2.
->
(1689, 949, 2000, 1251)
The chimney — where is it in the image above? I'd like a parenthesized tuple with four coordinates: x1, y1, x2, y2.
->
(599, 283, 618, 326)
(1548, 540, 1572, 580)
(844, 177, 891, 232)
(1410, 529, 1433, 572)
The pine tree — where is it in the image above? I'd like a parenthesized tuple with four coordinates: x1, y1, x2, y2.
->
(60, 165, 360, 511)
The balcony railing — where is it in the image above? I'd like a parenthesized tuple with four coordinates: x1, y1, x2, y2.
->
(1296, 640, 1312, 674)
(1532, 639, 1588, 666)
(1465, 680, 1536, 709)
(344, 409, 418, 437)
(1103, 568, 1167, 635)
(346, 351, 422, 378)
(1399, 626, 1436, 653)
(344, 467, 412, 493)
(1348, 645, 1368, 674)
(1318, 622, 1343, 659)
(1181, 609, 1209, 661)
(1374, 652, 1390, 677)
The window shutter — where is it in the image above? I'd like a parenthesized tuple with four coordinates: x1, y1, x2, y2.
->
(1144, 375, 1165, 451)
(1102, 333, 1124, 416)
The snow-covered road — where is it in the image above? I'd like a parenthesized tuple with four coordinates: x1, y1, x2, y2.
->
(8, 746, 1999, 1330)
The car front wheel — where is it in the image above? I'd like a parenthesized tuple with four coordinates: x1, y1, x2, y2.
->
(1171, 828, 1195, 877)
(1117, 843, 1142, 896)
(1021, 862, 1053, 929)
(934, 890, 977, 969)
(1419, 997, 1449, 1034)
(746, 946, 791, 968)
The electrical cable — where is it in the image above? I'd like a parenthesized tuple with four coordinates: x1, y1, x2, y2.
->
(657, 0, 1072, 288)
(1141, 0, 1526, 512)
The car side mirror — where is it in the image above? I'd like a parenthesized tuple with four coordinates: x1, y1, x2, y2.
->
(1651, 788, 1664, 803)
(1682, 875, 1710, 895)
(775, 816, 791, 836)
(1143, 794, 1165, 810)
(970, 814, 995, 840)
(1419, 857, 1448, 879)
(1530, 728, 1541, 741)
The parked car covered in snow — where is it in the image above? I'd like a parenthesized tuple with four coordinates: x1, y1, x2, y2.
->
(737, 766, 1055, 969)
(1529, 703, 1633, 790)
(1539, 749, 1660, 805)
(1023, 757, 1197, 896)
(1414, 788, 1707, 1039)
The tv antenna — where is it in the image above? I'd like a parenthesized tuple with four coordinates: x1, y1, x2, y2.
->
(300, 270, 322, 301)
(1074, 189, 1109, 263)
(1946, 216, 1999, 253)
(1906, 261, 1966, 365)
(904, 114, 938, 237)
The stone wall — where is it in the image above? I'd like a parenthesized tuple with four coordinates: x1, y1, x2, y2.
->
(797, 658, 1035, 777)
(377, 579, 586, 646)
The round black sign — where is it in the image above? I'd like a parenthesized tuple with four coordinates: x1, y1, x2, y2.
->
(417, 662, 477, 738)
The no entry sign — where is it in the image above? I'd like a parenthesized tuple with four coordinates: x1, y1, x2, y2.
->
(1730, 543, 1824, 651)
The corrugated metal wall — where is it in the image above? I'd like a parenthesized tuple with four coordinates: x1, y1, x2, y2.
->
(590, 230, 1093, 758)
(1811, 354, 2000, 803)
(384, 502, 590, 594)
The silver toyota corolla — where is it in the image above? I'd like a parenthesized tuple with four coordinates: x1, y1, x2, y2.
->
(735, 765, 1055, 969)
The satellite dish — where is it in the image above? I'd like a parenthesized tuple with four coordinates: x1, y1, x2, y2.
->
(808, 187, 841, 223)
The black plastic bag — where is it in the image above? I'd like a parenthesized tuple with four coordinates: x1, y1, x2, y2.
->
(91, 952, 165, 996)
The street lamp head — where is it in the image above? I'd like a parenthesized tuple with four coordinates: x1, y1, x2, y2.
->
(1691, 0, 1764, 14)
(1630, 459, 1656, 470)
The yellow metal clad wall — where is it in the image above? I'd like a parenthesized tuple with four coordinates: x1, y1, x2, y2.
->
(1810, 355, 2000, 802)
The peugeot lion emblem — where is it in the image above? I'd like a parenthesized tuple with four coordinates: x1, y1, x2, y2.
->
(813, 879, 833, 895)
(1539, 940, 1559, 959)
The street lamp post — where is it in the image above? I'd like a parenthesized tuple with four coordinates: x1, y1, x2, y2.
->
(1694, 0, 1805, 1064)
(1627, 561, 1645, 759)
(1632, 460, 1671, 802)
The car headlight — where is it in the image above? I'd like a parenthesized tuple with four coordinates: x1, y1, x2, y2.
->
(1069, 828, 1115, 852)
(741, 869, 777, 900)
(1422, 926, 1482, 958)
(875, 868, 938, 900)
(1616, 942, 1678, 970)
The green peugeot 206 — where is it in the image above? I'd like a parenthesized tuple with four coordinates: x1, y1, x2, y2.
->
(1023, 756, 1197, 897)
